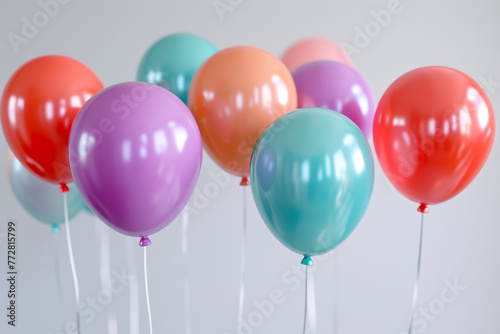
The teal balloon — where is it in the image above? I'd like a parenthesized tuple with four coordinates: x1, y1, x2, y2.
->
(9, 157, 84, 232)
(250, 108, 374, 263)
(137, 33, 218, 104)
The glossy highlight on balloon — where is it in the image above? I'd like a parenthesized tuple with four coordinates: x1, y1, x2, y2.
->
(137, 33, 218, 104)
(373, 66, 495, 206)
(1, 55, 104, 187)
(188, 46, 297, 180)
(9, 156, 84, 230)
(293, 60, 375, 137)
(281, 37, 354, 73)
(250, 108, 374, 259)
(69, 82, 203, 239)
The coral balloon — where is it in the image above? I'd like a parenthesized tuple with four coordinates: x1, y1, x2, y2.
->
(250, 108, 374, 264)
(69, 82, 202, 243)
(293, 61, 375, 138)
(281, 37, 353, 73)
(137, 33, 217, 104)
(188, 46, 297, 183)
(1, 55, 104, 190)
(9, 156, 84, 233)
(373, 66, 495, 207)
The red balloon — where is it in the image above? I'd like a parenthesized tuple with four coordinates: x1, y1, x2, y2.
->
(1, 55, 103, 189)
(373, 66, 495, 207)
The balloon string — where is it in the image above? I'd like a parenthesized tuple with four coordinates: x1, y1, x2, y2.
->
(144, 247, 153, 334)
(182, 210, 191, 334)
(63, 192, 81, 334)
(126, 238, 140, 334)
(307, 267, 317, 333)
(408, 212, 425, 334)
(97, 220, 117, 334)
(303, 265, 309, 334)
(237, 186, 247, 333)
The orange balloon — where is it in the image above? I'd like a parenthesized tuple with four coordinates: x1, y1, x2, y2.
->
(189, 46, 297, 183)
(281, 37, 354, 73)
(1, 55, 104, 189)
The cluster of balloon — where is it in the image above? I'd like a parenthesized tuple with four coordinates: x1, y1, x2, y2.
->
(1, 55, 104, 192)
(8, 155, 85, 234)
(250, 108, 374, 265)
(373, 66, 496, 212)
(69, 82, 203, 246)
(137, 33, 218, 104)
(188, 46, 298, 184)
(282, 38, 375, 138)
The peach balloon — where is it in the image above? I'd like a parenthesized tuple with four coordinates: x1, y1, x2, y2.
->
(281, 37, 354, 73)
(188, 46, 297, 184)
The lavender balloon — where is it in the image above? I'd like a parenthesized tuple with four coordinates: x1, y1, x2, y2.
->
(292, 61, 375, 137)
(69, 82, 202, 245)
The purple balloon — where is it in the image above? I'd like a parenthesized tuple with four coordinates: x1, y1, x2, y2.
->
(69, 82, 202, 242)
(292, 61, 375, 137)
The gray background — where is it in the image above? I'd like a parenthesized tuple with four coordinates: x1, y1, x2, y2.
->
(1, 0, 499, 333)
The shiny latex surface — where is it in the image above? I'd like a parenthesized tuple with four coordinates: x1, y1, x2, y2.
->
(250, 108, 374, 257)
(1, 55, 104, 186)
(188, 46, 297, 178)
(137, 33, 217, 104)
(69, 83, 202, 237)
(373, 66, 495, 205)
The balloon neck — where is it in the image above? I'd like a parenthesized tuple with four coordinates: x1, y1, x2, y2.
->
(417, 203, 429, 214)
(59, 183, 70, 193)
(301, 255, 313, 266)
(240, 177, 250, 186)
(139, 236, 151, 247)
(51, 223, 60, 234)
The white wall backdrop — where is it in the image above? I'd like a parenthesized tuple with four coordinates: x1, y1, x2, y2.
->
(1, 0, 499, 333)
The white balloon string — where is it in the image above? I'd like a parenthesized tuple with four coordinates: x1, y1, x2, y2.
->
(303, 265, 309, 334)
(182, 210, 191, 334)
(307, 267, 317, 333)
(237, 186, 247, 333)
(63, 192, 81, 334)
(126, 238, 140, 334)
(144, 247, 153, 334)
(408, 212, 425, 334)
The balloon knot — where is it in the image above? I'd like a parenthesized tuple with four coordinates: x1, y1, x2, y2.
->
(240, 177, 250, 186)
(301, 255, 313, 266)
(51, 223, 60, 234)
(59, 183, 70, 193)
(139, 236, 151, 247)
(417, 203, 429, 214)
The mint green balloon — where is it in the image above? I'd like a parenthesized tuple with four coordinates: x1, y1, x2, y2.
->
(250, 108, 374, 265)
(137, 33, 217, 104)
(9, 157, 85, 233)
